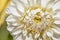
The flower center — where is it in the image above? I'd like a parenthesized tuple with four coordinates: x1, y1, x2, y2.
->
(34, 12, 42, 23)
(20, 5, 54, 34)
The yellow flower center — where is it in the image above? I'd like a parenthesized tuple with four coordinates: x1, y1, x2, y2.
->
(20, 5, 54, 35)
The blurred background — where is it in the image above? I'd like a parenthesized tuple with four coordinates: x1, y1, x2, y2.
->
(0, 0, 13, 40)
(0, 22, 13, 40)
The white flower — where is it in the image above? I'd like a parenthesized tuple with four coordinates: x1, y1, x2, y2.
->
(6, 0, 60, 40)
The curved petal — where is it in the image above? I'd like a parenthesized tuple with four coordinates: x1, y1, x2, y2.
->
(15, 35, 23, 40)
(53, 12, 60, 19)
(6, 6, 21, 17)
(54, 21, 60, 24)
(46, 0, 60, 9)
(27, 0, 34, 7)
(41, 0, 49, 8)
(53, 1, 60, 11)
(52, 37, 59, 40)
(46, 31, 53, 37)
(34, 0, 41, 6)
(7, 24, 15, 32)
(6, 15, 16, 23)
(52, 28, 60, 34)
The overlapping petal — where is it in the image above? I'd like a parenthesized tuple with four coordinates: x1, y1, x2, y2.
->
(6, 0, 60, 40)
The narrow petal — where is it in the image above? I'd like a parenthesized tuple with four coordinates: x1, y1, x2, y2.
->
(6, 15, 16, 23)
(53, 12, 60, 19)
(12, 29, 22, 35)
(54, 21, 60, 24)
(15, 35, 23, 40)
(34, 0, 41, 6)
(46, 0, 60, 9)
(53, 24, 60, 31)
(52, 28, 60, 34)
(53, 1, 60, 11)
(46, 31, 53, 37)
(6, 6, 21, 17)
(52, 37, 59, 40)
(46, 0, 55, 8)
(54, 17, 60, 21)
(25, 34, 33, 40)
(41, 0, 49, 8)
(7, 25, 15, 32)
(12, 0, 25, 13)
(55, 9, 60, 12)
(27, 0, 35, 7)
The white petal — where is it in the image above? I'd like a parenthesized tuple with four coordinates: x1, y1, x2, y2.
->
(27, 0, 34, 6)
(54, 18, 60, 21)
(12, 23, 20, 26)
(41, 0, 49, 8)
(25, 35, 33, 40)
(53, 13, 60, 20)
(6, 15, 16, 23)
(34, 0, 37, 5)
(20, 0, 28, 5)
(12, 30, 22, 35)
(6, 6, 21, 17)
(15, 0, 25, 13)
(16, 35, 23, 40)
(34, 0, 41, 5)
(14, 25, 23, 30)
(46, 0, 55, 8)
(54, 21, 60, 24)
(53, 1, 60, 11)
(52, 37, 59, 40)
(7, 25, 15, 32)
(9, 0, 15, 6)
(55, 27, 60, 31)
(52, 28, 60, 34)
(46, 31, 53, 37)
(34, 34, 40, 39)
(46, 0, 60, 9)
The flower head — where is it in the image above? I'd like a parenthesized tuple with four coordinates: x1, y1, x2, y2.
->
(6, 0, 60, 40)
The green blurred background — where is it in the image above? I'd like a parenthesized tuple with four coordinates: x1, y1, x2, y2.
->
(0, 21, 13, 40)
